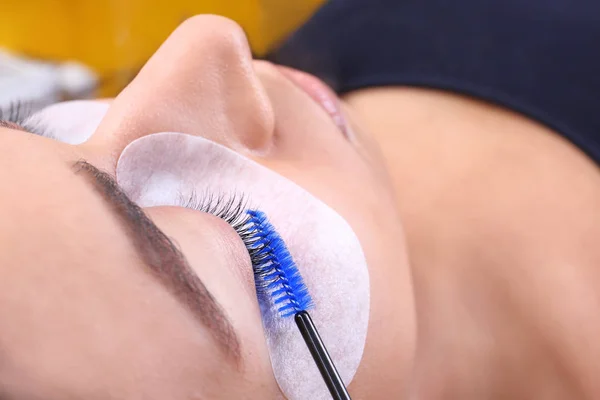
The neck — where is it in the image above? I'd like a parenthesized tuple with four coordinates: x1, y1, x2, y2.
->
(410, 258, 579, 399)
(345, 87, 600, 399)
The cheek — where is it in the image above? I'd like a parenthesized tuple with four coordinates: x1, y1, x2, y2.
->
(116, 132, 370, 400)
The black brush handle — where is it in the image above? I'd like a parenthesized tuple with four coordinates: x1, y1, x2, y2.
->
(294, 311, 352, 400)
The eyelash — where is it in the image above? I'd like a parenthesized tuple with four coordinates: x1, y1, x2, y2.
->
(1, 102, 256, 236)
(0, 101, 52, 137)
(2, 103, 260, 249)
(178, 191, 276, 274)
(177, 190, 252, 235)
(0, 103, 254, 236)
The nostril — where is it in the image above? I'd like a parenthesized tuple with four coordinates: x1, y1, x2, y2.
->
(88, 14, 275, 162)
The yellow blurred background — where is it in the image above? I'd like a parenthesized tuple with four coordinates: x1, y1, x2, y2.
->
(0, 0, 324, 96)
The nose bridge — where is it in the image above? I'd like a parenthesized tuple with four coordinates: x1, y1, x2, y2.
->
(87, 15, 275, 166)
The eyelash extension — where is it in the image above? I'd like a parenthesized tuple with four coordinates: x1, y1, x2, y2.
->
(0, 101, 52, 138)
(178, 191, 278, 273)
(0, 100, 32, 123)
(182, 192, 350, 398)
(179, 190, 252, 233)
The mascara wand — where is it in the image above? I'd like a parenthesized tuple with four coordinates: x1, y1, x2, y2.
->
(243, 210, 352, 400)
(295, 311, 351, 400)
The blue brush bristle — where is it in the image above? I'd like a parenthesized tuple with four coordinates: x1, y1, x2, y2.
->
(241, 209, 313, 318)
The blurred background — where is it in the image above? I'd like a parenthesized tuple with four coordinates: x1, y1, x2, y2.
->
(0, 0, 324, 111)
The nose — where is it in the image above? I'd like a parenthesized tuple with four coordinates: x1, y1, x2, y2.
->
(85, 15, 275, 167)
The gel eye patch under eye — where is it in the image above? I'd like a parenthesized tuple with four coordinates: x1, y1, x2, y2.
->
(115, 132, 370, 400)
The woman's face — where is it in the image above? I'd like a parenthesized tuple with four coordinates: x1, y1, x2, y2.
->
(0, 16, 414, 399)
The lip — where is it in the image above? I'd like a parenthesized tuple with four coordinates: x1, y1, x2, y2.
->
(275, 65, 350, 138)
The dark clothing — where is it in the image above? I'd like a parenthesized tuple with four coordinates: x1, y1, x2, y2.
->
(269, 0, 600, 164)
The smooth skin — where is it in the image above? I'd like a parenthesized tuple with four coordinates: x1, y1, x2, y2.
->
(345, 88, 600, 398)
(2, 13, 599, 400)
(0, 16, 412, 399)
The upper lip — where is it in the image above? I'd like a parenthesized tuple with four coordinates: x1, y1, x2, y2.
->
(275, 65, 349, 138)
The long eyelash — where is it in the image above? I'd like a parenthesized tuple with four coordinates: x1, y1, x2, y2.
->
(0, 101, 35, 124)
(179, 190, 252, 233)
(0, 101, 52, 138)
(178, 191, 272, 266)
(179, 191, 287, 290)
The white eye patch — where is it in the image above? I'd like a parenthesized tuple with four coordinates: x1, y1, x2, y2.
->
(23, 100, 108, 144)
(116, 132, 370, 400)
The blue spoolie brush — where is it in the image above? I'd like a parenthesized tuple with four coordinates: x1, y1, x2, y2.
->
(241, 209, 352, 400)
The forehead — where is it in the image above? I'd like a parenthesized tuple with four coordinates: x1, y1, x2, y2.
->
(0, 129, 102, 251)
(0, 130, 221, 399)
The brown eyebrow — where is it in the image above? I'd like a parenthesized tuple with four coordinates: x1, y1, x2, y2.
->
(72, 160, 241, 364)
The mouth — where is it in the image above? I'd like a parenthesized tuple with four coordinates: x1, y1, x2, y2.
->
(275, 65, 350, 138)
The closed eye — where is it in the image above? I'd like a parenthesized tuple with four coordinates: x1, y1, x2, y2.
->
(0, 102, 53, 138)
